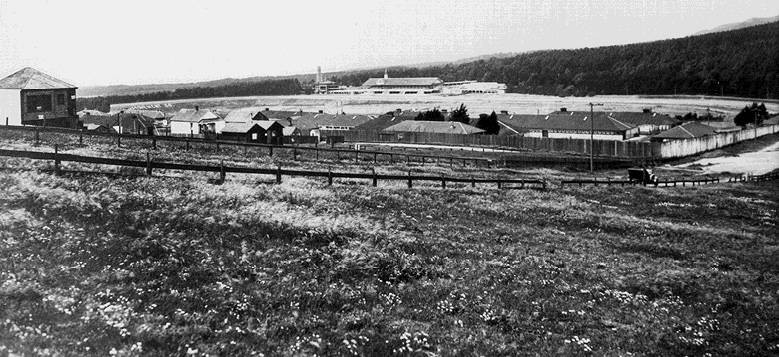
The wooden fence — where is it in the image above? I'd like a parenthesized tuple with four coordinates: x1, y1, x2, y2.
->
(326, 124, 779, 160)
(0, 125, 502, 168)
(0, 148, 548, 190)
(326, 129, 657, 159)
(559, 177, 722, 188)
(657, 124, 779, 158)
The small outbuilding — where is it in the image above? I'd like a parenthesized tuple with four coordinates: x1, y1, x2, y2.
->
(0, 67, 78, 128)
(651, 122, 717, 142)
(382, 120, 485, 135)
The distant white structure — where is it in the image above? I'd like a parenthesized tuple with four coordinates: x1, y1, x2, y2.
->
(323, 69, 507, 96)
(169, 107, 221, 135)
(441, 80, 506, 94)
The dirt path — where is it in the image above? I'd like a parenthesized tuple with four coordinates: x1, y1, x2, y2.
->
(677, 139, 779, 175)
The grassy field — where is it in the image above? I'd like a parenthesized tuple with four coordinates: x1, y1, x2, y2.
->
(110, 93, 779, 119)
(0, 145, 777, 355)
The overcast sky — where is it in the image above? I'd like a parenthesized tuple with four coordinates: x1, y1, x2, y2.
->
(1, 0, 778, 87)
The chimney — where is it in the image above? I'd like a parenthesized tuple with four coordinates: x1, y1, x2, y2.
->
(195, 105, 199, 112)
(318, 109, 323, 114)
(265, 107, 270, 111)
(500, 110, 508, 115)
(642, 108, 652, 113)
(288, 118, 293, 126)
(560, 107, 567, 112)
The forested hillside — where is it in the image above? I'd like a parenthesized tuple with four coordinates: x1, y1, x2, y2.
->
(332, 21, 779, 99)
(77, 78, 303, 112)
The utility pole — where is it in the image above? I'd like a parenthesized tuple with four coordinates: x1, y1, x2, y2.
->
(588, 102, 604, 173)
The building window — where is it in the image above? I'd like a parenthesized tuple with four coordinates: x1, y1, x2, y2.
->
(57, 94, 65, 105)
(26, 94, 52, 113)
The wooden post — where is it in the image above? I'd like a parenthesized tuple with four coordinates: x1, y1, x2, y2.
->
(269, 145, 273, 157)
(406, 155, 410, 165)
(54, 144, 61, 176)
(372, 168, 377, 187)
(373, 152, 377, 164)
(354, 150, 359, 163)
(497, 179, 502, 189)
(275, 165, 282, 184)
(216, 141, 220, 153)
(219, 161, 226, 183)
(407, 171, 412, 188)
(293, 145, 298, 160)
(328, 168, 333, 186)
(315, 147, 319, 162)
(117, 132, 121, 147)
(146, 153, 152, 176)
(450, 157, 453, 168)
(471, 178, 476, 188)
(441, 175, 446, 189)
(186, 139, 190, 151)
(79, 131, 83, 145)
(35, 127, 40, 145)
(152, 137, 156, 150)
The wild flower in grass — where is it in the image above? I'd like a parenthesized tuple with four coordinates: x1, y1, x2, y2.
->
(379, 292, 401, 308)
(436, 299, 454, 314)
(564, 336, 593, 352)
(393, 331, 431, 355)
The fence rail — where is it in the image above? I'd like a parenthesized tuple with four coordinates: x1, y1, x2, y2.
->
(0, 148, 548, 190)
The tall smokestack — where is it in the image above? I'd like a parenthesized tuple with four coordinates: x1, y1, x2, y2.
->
(317, 66, 322, 83)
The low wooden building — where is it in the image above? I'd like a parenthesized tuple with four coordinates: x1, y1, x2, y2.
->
(169, 107, 221, 135)
(0, 67, 78, 128)
(499, 109, 639, 141)
(220, 120, 285, 144)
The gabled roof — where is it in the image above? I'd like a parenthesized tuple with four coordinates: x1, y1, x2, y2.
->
(499, 111, 637, 132)
(261, 109, 304, 120)
(293, 113, 374, 131)
(170, 108, 220, 123)
(255, 120, 284, 130)
(223, 107, 269, 123)
(362, 77, 443, 87)
(354, 113, 409, 131)
(652, 122, 716, 139)
(606, 112, 679, 126)
(282, 126, 299, 136)
(0, 67, 77, 90)
(221, 122, 259, 133)
(382, 120, 485, 135)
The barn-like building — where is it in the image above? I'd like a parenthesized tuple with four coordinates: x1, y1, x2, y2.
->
(0, 67, 78, 128)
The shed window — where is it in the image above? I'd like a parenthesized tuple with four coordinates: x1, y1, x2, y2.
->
(26, 95, 52, 113)
(57, 94, 65, 105)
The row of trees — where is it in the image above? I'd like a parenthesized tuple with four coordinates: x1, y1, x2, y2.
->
(331, 21, 779, 99)
(734, 103, 771, 127)
(77, 79, 304, 112)
(413, 104, 500, 134)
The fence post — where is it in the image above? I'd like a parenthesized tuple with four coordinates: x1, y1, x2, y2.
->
(152, 137, 156, 150)
(146, 152, 152, 176)
(315, 147, 319, 162)
(269, 145, 273, 157)
(293, 145, 298, 160)
(79, 130, 83, 145)
(471, 178, 476, 188)
(328, 168, 333, 186)
(220, 160, 226, 183)
(407, 171, 412, 188)
(54, 144, 61, 176)
(497, 179, 502, 189)
(406, 155, 410, 165)
(354, 150, 359, 163)
(35, 127, 40, 145)
(372, 168, 377, 187)
(216, 141, 220, 153)
(117, 132, 121, 147)
(186, 139, 190, 151)
(373, 152, 377, 164)
(441, 174, 446, 189)
(276, 165, 282, 184)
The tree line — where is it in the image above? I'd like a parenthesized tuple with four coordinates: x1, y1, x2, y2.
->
(77, 79, 304, 112)
(331, 21, 779, 99)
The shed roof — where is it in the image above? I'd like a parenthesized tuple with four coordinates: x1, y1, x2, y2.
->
(282, 126, 299, 136)
(0, 67, 77, 90)
(499, 111, 636, 132)
(170, 108, 220, 123)
(362, 77, 443, 87)
(652, 122, 716, 139)
(382, 120, 485, 135)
